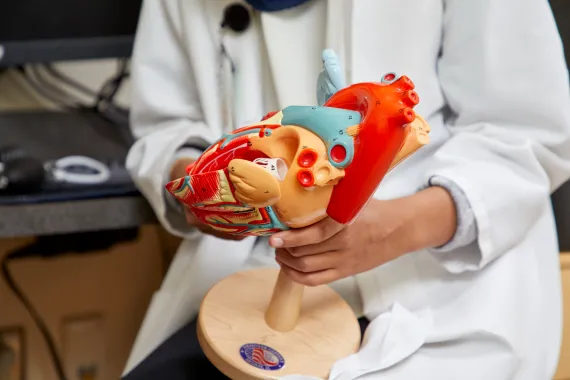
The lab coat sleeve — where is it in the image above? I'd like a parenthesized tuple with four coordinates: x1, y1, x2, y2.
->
(424, 0, 570, 273)
(126, 0, 218, 237)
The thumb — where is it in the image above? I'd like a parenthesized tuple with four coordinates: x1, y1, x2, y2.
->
(184, 209, 200, 225)
(170, 157, 196, 182)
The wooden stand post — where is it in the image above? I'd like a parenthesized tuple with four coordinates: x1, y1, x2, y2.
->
(265, 270, 305, 332)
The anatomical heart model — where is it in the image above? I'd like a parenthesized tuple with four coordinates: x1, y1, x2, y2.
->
(166, 73, 430, 235)
(165, 50, 431, 380)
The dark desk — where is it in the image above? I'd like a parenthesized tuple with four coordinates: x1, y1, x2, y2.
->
(0, 196, 156, 238)
(0, 110, 157, 238)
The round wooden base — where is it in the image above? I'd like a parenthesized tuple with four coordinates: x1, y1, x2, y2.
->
(197, 268, 361, 380)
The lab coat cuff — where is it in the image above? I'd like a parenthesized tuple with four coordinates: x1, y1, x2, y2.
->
(422, 175, 478, 252)
(419, 174, 488, 273)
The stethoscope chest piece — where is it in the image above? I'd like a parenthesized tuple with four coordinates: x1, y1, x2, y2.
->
(221, 3, 251, 33)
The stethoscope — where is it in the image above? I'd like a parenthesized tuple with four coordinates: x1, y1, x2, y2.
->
(0, 148, 111, 193)
(218, 3, 253, 132)
(220, 3, 252, 70)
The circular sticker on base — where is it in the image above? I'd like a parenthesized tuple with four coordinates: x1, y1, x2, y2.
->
(239, 343, 285, 371)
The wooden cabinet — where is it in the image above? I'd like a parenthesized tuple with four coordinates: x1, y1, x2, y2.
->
(555, 253, 570, 380)
(0, 226, 164, 380)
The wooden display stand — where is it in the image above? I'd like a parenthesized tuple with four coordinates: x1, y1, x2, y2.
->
(197, 268, 361, 379)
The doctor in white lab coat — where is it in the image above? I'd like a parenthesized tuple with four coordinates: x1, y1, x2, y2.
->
(124, 0, 570, 379)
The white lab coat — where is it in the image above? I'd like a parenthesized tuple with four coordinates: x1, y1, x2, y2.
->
(124, 0, 570, 379)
